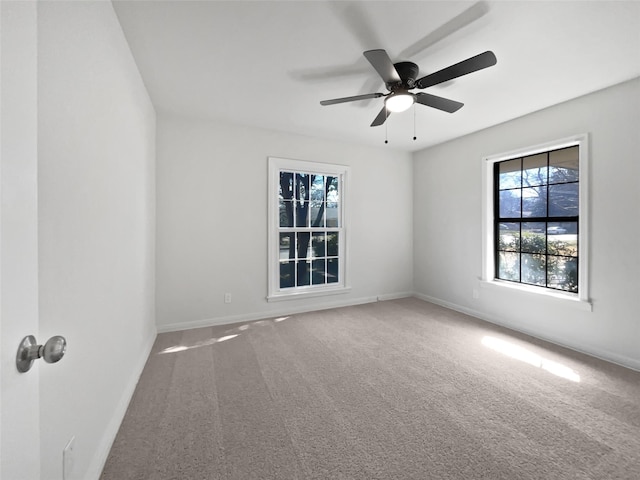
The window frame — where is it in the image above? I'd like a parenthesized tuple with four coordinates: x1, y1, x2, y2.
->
(267, 157, 351, 302)
(481, 134, 591, 308)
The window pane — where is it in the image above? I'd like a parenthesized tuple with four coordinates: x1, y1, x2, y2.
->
(522, 186, 547, 217)
(498, 223, 520, 251)
(310, 175, 325, 227)
(296, 232, 311, 259)
(326, 176, 339, 227)
(522, 253, 546, 286)
(312, 232, 325, 258)
(499, 190, 522, 218)
(296, 260, 310, 286)
(547, 222, 578, 257)
(327, 258, 339, 283)
(295, 173, 309, 201)
(280, 261, 294, 288)
(521, 222, 546, 254)
(549, 183, 579, 217)
(498, 252, 519, 281)
(310, 175, 324, 202)
(279, 233, 294, 260)
(279, 200, 293, 227)
(326, 203, 339, 227)
(327, 176, 339, 203)
(312, 259, 326, 285)
(522, 153, 548, 187)
(326, 232, 339, 257)
(310, 202, 324, 227)
(549, 146, 579, 184)
(499, 159, 521, 189)
(279, 172, 294, 199)
(295, 201, 309, 227)
(548, 256, 578, 293)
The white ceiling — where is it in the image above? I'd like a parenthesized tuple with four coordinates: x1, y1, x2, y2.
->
(113, 0, 640, 152)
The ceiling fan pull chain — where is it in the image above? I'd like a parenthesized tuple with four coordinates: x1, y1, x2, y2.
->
(384, 107, 389, 144)
(413, 105, 417, 141)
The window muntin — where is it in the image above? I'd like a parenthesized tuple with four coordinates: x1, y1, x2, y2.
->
(494, 145, 579, 293)
(268, 157, 349, 301)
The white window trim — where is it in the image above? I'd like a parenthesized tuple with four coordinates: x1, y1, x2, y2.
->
(481, 133, 591, 309)
(267, 157, 351, 302)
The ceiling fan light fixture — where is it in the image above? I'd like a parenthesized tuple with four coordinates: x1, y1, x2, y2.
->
(385, 92, 414, 113)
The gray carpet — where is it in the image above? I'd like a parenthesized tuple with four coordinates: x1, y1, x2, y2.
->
(101, 298, 640, 479)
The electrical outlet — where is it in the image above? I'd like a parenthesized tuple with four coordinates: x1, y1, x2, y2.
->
(63, 436, 75, 480)
(224, 293, 232, 304)
(472, 288, 480, 299)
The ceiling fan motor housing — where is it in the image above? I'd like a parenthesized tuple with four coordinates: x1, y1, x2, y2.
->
(390, 61, 419, 89)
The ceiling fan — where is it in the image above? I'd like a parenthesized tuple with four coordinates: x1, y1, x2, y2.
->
(320, 49, 497, 126)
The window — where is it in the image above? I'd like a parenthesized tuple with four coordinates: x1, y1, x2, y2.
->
(482, 134, 589, 304)
(268, 157, 350, 301)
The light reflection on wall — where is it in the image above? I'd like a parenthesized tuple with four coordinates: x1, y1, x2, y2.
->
(482, 336, 580, 382)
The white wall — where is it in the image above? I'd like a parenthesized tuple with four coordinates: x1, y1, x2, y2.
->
(156, 113, 413, 331)
(413, 78, 640, 370)
(37, 2, 156, 479)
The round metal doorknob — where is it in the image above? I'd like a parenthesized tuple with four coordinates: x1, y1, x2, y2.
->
(42, 336, 67, 364)
(16, 335, 67, 373)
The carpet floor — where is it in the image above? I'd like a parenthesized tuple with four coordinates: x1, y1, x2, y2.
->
(101, 298, 640, 479)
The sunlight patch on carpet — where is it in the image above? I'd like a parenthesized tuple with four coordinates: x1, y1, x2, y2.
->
(482, 336, 580, 382)
(159, 334, 239, 354)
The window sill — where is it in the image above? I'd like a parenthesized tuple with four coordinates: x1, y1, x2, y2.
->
(480, 279, 592, 311)
(267, 285, 351, 302)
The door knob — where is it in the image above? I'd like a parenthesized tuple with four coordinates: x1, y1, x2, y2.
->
(16, 335, 67, 373)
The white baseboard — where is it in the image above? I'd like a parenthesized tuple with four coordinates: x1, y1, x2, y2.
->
(412, 292, 640, 372)
(87, 328, 157, 479)
(413, 292, 485, 320)
(377, 291, 413, 301)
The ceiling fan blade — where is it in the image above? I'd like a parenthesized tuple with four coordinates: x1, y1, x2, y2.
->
(370, 107, 390, 127)
(415, 51, 497, 89)
(363, 49, 401, 84)
(320, 93, 384, 106)
(415, 92, 464, 113)
(356, 77, 384, 108)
